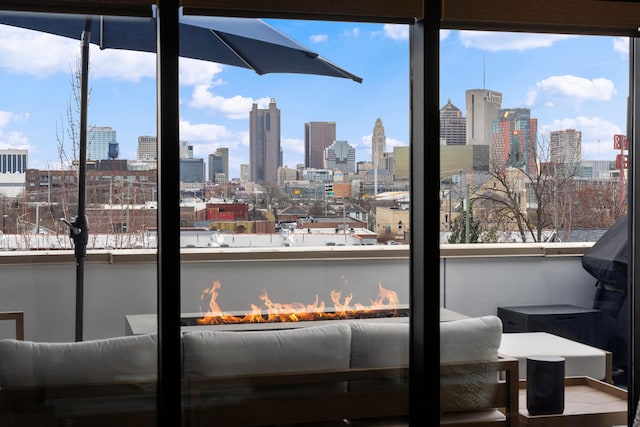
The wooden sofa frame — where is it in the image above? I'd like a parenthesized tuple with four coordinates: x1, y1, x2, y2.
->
(440, 355, 519, 427)
(0, 366, 408, 426)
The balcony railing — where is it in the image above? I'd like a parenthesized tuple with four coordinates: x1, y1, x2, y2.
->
(0, 246, 410, 342)
(0, 242, 599, 343)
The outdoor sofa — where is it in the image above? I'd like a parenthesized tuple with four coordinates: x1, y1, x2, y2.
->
(0, 320, 409, 426)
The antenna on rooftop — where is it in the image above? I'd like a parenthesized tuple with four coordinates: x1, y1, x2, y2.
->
(483, 55, 486, 89)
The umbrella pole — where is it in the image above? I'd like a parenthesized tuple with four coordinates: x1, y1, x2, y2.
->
(73, 19, 91, 342)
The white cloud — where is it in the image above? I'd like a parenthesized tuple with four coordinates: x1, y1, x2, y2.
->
(0, 111, 16, 128)
(440, 30, 451, 41)
(188, 85, 271, 120)
(3, 130, 29, 147)
(0, 26, 229, 84)
(179, 120, 234, 142)
(382, 24, 408, 41)
(459, 31, 573, 51)
(0, 27, 77, 77)
(281, 137, 305, 167)
(544, 116, 621, 160)
(0, 111, 30, 151)
(281, 137, 304, 156)
(179, 58, 225, 86)
(179, 121, 243, 160)
(385, 137, 407, 149)
(613, 37, 629, 57)
(341, 28, 360, 38)
(90, 49, 156, 82)
(526, 75, 616, 108)
(309, 34, 328, 44)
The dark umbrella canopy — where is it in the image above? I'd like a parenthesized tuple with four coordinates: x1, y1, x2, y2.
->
(0, 10, 363, 82)
(0, 9, 361, 341)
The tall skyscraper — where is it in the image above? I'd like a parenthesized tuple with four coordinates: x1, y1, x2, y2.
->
(137, 136, 157, 161)
(215, 147, 229, 179)
(324, 140, 356, 174)
(179, 141, 193, 159)
(491, 108, 538, 174)
(372, 118, 386, 170)
(550, 129, 582, 164)
(465, 89, 502, 146)
(393, 146, 410, 180)
(250, 98, 281, 184)
(440, 99, 466, 145)
(304, 122, 336, 169)
(87, 126, 117, 161)
(208, 153, 224, 182)
(179, 158, 205, 183)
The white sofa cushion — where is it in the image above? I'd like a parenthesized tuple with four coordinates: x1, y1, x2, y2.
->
(0, 333, 157, 388)
(349, 320, 409, 368)
(440, 315, 502, 363)
(182, 323, 352, 378)
(440, 315, 503, 411)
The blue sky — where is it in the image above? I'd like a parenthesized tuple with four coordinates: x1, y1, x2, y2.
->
(0, 17, 410, 179)
(440, 31, 629, 163)
(0, 18, 631, 179)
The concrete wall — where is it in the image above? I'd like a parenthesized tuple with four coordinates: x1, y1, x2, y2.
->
(440, 247, 598, 317)
(0, 243, 599, 343)
(0, 248, 410, 342)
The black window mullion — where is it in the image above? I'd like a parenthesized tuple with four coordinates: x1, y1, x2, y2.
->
(156, 0, 182, 425)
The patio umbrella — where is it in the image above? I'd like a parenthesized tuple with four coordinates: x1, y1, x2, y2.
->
(0, 8, 362, 342)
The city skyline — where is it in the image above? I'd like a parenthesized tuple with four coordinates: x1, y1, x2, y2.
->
(0, 17, 410, 180)
(0, 21, 631, 179)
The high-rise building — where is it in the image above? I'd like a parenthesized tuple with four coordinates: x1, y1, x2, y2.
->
(393, 146, 410, 180)
(277, 166, 298, 186)
(179, 141, 193, 159)
(240, 164, 250, 184)
(215, 147, 229, 179)
(440, 99, 466, 145)
(491, 108, 538, 174)
(324, 140, 356, 174)
(550, 129, 582, 164)
(179, 158, 205, 183)
(0, 149, 27, 198)
(87, 126, 117, 161)
(137, 136, 157, 162)
(465, 89, 502, 146)
(304, 122, 336, 169)
(250, 98, 281, 184)
(208, 153, 224, 182)
(372, 118, 386, 170)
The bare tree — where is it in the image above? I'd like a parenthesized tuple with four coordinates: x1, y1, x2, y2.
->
(54, 58, 86, 224)
(472, 132, 580, 242)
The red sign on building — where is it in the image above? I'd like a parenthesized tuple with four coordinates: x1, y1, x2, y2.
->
(615, 154, 628, 169)
(614, 134, 628, 150)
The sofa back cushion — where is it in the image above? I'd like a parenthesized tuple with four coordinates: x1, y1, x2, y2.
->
(440, 315, 502, 363)
(182, 323, 351, 378)
(349, 320, 409, 368)
(0, 333, 157, 388)
(348, 320, 409, 392)
(440, 315, 503, 411)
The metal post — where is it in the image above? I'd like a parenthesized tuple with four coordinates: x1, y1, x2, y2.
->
(73, 18, 92, 343)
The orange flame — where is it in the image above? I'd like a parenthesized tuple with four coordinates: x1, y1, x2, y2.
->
(196, 280, 399, 325)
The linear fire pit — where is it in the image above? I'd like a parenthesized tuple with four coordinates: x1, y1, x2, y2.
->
(125, 305, 410, 335)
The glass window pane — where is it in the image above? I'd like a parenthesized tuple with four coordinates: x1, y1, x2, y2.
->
(177, 15, 410, 426)
(0, 9, 158, 423)
(440, 30, 630, 423)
